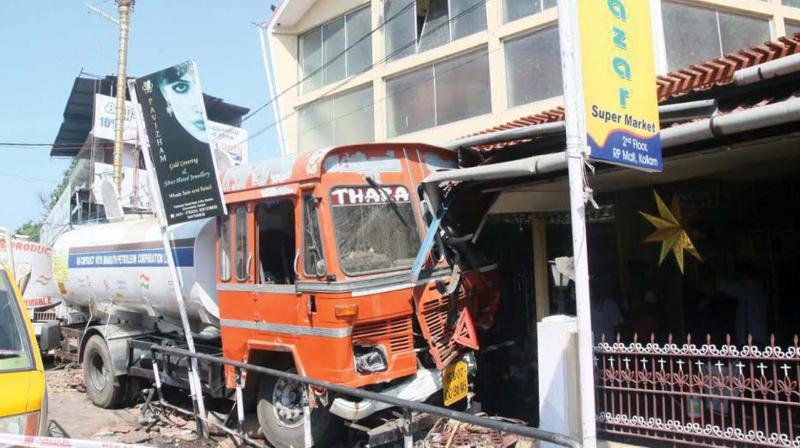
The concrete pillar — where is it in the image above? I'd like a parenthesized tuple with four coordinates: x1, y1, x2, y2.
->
(538, 315, 581, 447)
(533, 215, 550, 321)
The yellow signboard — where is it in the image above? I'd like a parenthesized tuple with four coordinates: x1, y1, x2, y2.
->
(578, 0, 662, 172)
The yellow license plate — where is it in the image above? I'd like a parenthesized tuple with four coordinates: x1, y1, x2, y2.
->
(442, 360, 468, 406)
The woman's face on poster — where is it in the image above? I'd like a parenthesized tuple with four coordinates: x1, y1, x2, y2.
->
(159, 70, 208, 143)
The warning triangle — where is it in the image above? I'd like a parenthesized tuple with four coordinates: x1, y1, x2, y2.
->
(453, 308, 480, 351)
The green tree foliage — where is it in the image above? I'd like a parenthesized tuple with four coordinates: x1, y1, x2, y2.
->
(14, 220, 41, 242)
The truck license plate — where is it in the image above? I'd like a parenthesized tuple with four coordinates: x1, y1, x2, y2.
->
(442, 360, 468, 406)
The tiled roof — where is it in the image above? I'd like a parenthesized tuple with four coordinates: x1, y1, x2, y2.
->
(471, 34, 800, 150)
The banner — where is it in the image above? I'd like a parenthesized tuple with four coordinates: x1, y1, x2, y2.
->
(135, 61, 225, 225)
(93, 93, 248, 164)
(579, 0, 662, 172)
(92, 94, 139, 143)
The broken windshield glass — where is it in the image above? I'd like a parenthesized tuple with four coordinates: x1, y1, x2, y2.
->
(331, 185, 421, 275)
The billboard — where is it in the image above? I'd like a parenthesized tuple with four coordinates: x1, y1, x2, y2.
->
(135, 61, 225, 225)
(579, 0, 662, 172)
(92, 93, 247, 164)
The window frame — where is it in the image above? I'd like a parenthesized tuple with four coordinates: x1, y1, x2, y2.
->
(328, 183, 423, 277)
(301, 194, 327, 278)
(234, 204, 250, 283)
(299, 5, 373, 93)
(218, 213, 232, 282)
(385, 47, 491, 137)
(297, 84, 375, 152)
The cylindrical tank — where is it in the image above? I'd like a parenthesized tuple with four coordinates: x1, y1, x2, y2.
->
(51, 216, 218, 328)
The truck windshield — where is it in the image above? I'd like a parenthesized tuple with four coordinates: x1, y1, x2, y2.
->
(331, 185, 421, 275)
(0, 271, 34, 372)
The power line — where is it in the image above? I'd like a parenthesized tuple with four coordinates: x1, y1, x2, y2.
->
(0, 171, 59, 184)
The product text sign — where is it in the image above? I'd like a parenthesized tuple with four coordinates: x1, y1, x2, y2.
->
(135, 61, 225, 225)
(580, 0, 662, 172)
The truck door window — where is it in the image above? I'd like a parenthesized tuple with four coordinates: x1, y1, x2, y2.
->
(235, 205, 250, 282)
(219, 214, 232, 282)
(256, 200, 296, 285)
(302, 195, 325, 277)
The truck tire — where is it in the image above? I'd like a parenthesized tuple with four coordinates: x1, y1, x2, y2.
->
(83, 335, 129, 408)
(256, 370, 340, 448)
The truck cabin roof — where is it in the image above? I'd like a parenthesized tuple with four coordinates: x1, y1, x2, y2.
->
(220, 143, 455, 203)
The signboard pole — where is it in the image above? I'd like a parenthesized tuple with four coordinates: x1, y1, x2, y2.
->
(557, 0, 597, 446)
(128, 81, 208, 436)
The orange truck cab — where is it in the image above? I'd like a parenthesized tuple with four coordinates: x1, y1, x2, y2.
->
(217, 143, 499, 446)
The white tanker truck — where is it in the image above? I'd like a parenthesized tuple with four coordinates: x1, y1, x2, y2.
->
(50, 215, 227, 407)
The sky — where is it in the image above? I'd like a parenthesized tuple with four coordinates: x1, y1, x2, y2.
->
(0, 0, 280, 232)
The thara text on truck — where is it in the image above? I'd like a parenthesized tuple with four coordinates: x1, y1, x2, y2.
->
(50, 143, 500, 447)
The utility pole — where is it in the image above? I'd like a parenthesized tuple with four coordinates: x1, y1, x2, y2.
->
(113, 0, 134, 196)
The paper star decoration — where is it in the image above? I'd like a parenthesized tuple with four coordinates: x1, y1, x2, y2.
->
(639, 191, 702, 274)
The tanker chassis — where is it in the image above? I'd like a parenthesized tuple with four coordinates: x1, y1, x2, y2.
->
(51, 143, 499, 447)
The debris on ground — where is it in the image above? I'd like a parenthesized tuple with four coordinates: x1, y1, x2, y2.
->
(421, 416, 522, 448)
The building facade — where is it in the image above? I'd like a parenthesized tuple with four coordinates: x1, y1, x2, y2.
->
(265, 0, 800, 155)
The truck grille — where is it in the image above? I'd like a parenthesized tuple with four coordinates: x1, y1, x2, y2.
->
(353, 316, 413, 354)
(419, 294, 462, 369)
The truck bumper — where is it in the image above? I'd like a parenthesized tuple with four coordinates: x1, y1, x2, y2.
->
(329, 367, 442, 421)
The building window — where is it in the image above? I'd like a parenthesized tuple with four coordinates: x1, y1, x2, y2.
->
(505, 26, 562, 108)
(383, 0, 487, 62)
(502, 0, 556, 24)
(661, 1, 770, 71)
(386, 48, 490, 137)
(787, 21, 800, 36)
(298, 85, 375, 152)
(300, 6, 372, 93)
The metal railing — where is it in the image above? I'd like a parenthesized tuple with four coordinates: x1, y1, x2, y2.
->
(146, 344, 582, 448)
(595, 333, 800, 447)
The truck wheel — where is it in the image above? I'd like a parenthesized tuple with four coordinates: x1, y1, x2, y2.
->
(256, 371, 339, 448)
(83, 335, 128, 408)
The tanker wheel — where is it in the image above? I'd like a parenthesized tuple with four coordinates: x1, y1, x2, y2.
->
(83, 335, 129, 408)
(256, 369, 340, 448)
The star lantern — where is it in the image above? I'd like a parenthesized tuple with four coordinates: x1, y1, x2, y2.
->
(639, 191, 702, 274)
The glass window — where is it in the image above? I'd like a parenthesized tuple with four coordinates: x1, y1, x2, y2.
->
(300, 6, 373, 93)
(219, 214, 231, 281)
(383, 0, 487, 62)
(784, 0, 800, 7)
(418, 0, 450, 52)
(323, 17, 346, 85)
(452, 0, 488, 41)
(301, 27, 323, 92)
(384, 0, 417, 61)
(330, 185, 420, 275)
(505, 26, 563, 108)
(346, 6, 372, 75)
(386, 49, 490, 137)
(661, 1, 770, 71)
(0, 271, 34, 373)
(235, 205, 249, 282)
(502, 0, 557, 23)
(302, 195, 325, 276)
(718, 12, 770, 55)
(435, 48, 491, 125)
(787, 21, 800, 36)
(298, 86, 375, 152)
(387, 66, 436, 136)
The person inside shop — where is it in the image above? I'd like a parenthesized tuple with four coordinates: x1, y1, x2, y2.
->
(718, 262, 769, 346)
(591, 275, 624, 342)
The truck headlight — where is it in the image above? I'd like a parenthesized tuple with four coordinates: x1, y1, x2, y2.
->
(0, 411, 41, 435)
(354, 345, 388, 374)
